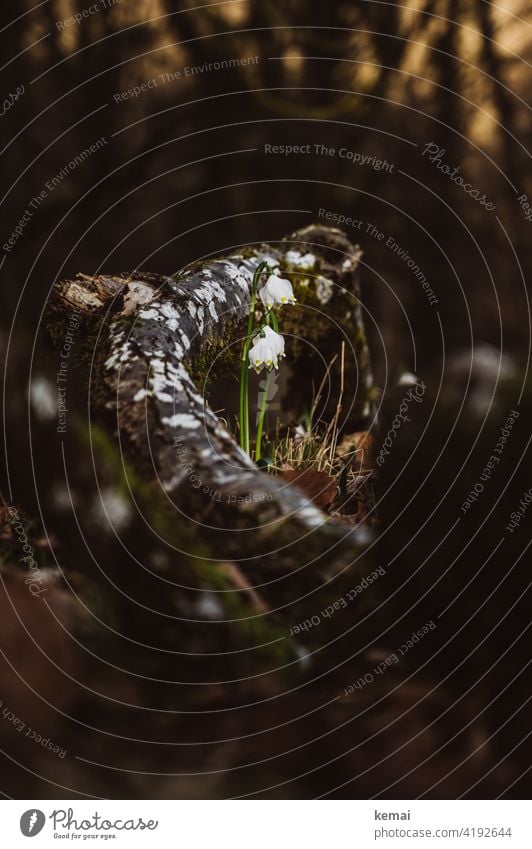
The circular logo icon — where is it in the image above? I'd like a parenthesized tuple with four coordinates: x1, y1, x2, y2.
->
(20, 810, 46, 837)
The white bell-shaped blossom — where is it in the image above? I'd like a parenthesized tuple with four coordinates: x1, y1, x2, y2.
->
(262, 325, 285, 359)
(248, 326, 285, 372)
(258, 274, 296, 308)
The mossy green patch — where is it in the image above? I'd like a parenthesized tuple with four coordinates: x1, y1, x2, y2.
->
(84, 424, 298, 665)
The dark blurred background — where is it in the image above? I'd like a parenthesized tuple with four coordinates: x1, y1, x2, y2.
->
(1, 0, 531, 367)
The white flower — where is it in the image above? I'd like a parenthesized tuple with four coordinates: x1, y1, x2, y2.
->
(258, 274, 296, 308)
(248, 326, 285, 372)
(262, 325, 285, 358)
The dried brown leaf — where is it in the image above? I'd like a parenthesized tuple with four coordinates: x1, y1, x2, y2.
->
(281, 468, 337, 509)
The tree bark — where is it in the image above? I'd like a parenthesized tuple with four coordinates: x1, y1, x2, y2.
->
(49, 225, 372, 576)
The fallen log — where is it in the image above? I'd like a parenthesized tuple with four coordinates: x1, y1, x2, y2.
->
(49, 224, 373, 581)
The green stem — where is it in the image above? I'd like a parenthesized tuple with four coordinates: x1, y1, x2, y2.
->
(239, 261, 270, 454)
(255, 370, 271, 462)
(239, 361, 249, 454)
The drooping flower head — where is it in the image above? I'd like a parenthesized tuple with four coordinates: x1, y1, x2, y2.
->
(258, 274, 296, 309)
(248, 326, 285, 372)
